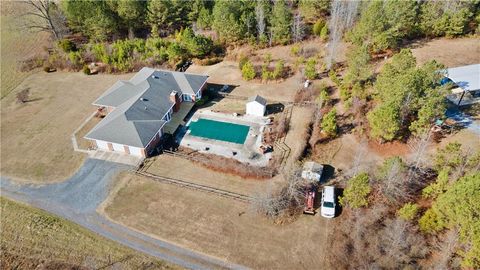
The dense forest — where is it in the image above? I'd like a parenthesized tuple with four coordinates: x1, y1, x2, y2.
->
(25, 0, 480, 73)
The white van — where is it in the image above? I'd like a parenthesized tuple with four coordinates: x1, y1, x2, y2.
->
(321, 186, 336, 218)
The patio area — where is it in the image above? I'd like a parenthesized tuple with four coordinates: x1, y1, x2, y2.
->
(178, 110, 272, 166)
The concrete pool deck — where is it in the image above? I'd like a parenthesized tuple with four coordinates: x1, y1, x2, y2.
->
(179, 110, 272, 167)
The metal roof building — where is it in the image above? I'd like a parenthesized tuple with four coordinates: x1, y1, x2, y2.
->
(443, 64, 480, 106)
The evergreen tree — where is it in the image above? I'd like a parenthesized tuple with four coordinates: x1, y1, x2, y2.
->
(241, 60, 255, 80)
(62, 0, 120, 41)
(321, 109, 337, 137)
(304, 57, 317, 80)
(298, 0, 329, 23)
(109, 0, 146, 39)
(147, 0, 192, 36)
(270, 0, 292, 44)
(340, 172, 371, 209)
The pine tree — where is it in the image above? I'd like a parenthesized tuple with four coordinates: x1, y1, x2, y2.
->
(270, 0, 292, 44)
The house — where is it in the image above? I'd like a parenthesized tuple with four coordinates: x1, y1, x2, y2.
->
(85, 67, 209, 157)
(246, 95, 267, 116)
(442, 64, 480, 106)
(301, 161, 324, 182)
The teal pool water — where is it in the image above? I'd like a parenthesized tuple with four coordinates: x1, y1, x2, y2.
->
(188, 118, 249, 144)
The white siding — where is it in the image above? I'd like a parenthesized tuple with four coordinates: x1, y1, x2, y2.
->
(246, 102, 266, 116)
(112, 143, 125, 152)
(129, 146, 143, 156)
(96, 140, 109, 150)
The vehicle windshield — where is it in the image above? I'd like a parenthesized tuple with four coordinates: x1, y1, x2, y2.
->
(323, 201, 334, 208)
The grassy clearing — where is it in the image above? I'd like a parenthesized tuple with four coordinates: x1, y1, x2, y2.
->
(0, 197, 180, 270)
(0, 72, 132, 182)
(0, 1, 50, 98)
(105, 174, 330, 270)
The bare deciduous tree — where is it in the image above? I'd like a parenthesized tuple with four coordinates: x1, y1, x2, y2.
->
(251, 166, 317, 220)
(255, 3, 266, 39)
(431, 229, 459, 270)
(291, 13, 305, 43)
(376, 218, 427, 268)
(21, 0, 68, 40)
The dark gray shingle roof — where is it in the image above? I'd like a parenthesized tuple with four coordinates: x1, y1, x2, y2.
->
(248, 95, 267, 105)
(85, 67, 208, 148)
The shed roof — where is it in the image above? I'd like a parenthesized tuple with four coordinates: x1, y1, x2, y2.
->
(303, 161, 323, 173)
(86, 67, 208, 148)
(247, 95, 267, 105)
(445, 64, 480, 92)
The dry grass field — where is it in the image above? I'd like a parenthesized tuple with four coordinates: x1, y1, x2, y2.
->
(188, 60, 304, 103)
(0, 1, 50, 98)
(145, 155, 275, 195)
(0, 197, 179, 270)
(104, 173, 331, 270)
(410, 37, 480, 67)
(0, 71, 132, 182)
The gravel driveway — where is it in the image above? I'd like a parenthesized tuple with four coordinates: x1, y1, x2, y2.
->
(1, 158, 248, 270)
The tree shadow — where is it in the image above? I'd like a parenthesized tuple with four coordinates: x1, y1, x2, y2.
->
(24, 97, 43, 103)
(334, 187, 344, 217)
(206, 83, 238, 94)
(320, 164, 335, 184)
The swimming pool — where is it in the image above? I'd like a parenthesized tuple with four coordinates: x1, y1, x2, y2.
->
(188, 118, 250, 144)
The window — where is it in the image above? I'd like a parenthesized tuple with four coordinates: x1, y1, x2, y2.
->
(183, 94, 191, 101)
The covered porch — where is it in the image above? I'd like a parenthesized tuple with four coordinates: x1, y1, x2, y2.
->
(163, 101, 195, 134)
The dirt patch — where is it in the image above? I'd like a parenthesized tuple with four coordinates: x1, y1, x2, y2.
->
(104, 173, 332, 270)
(0, 71, 133, 182)
(367, 139, 412, 158)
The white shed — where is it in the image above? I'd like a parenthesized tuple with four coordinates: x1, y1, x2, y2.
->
(246, 95, 267, 116)
(301, 161, 324, 182)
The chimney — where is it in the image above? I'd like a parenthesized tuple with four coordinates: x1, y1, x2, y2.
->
(170, 91, 180, 112)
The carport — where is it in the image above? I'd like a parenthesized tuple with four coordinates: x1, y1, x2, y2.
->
(442, 64, 480, 106)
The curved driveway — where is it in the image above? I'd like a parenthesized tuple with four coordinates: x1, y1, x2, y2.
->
(0, 158, 248, 270)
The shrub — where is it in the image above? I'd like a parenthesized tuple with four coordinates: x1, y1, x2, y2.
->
(91, 43, 110, 64)
(238, 54, 249, 70)
(321, 108, 337, 137)
(316, 85, 330, 107)
(16, 88, 30, 103)
(261, 65, 272, 82)
(241, 60, 255, 81)
(293, 56, 305, 71)
(305, 57, 317, 80)
(57, 39, 76, 53)
(68, 51, 83, 68)
(82, 65, 91, 75)
(418, 208, 445, 234)
(340, 172, 371, 209)
(320, 24, 328, 41)
(397, 202, 419, 220)
(328, 69, 340, 85)
(313, 18, 326, 36)
(272, 60, 285, 80)
(290, 44, 300, 56)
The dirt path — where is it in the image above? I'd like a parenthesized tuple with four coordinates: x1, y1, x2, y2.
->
(0, 159, 249, 270)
